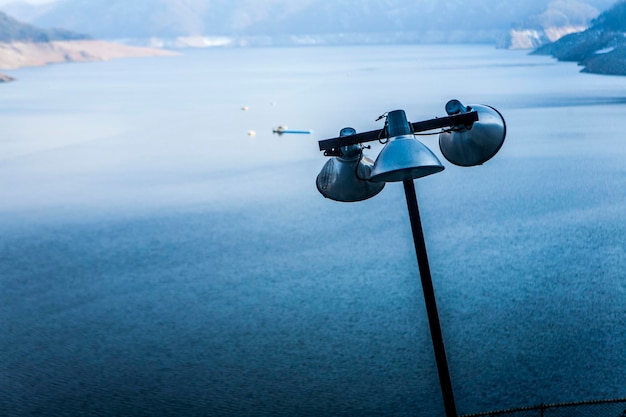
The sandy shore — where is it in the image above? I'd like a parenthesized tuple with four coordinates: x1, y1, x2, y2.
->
(0, 40, 178, 77)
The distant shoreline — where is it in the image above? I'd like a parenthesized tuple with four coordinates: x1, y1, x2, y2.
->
(0, 39, 178, 82)
(1, 39, 621, 83)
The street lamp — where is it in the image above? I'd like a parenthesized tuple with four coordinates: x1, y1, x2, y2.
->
(316, 100, 506, 417)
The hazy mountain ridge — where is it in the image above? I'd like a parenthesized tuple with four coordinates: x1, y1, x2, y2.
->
(1, 0, 616, 47)
(0, 9, 87, 42)
(0, 9, 87, 81)
(534, 0, 626, 74)
(505, 0, 611, 48)
(0, 10, 177, 81)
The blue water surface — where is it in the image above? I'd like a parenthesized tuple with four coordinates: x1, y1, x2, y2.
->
(0, 45, 625, 416)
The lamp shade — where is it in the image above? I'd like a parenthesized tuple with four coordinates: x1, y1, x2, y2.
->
(438, 104, 506, 167)
(316, 129, 385, 202)
(369, 135, 445, 183)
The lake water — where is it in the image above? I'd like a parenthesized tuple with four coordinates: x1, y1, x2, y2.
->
(0, 45, 624, 416)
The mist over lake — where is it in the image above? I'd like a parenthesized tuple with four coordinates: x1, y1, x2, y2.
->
(0, 45, 624, 416)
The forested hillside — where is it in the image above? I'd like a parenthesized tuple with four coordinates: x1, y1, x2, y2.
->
(534, 0, 626, 75)
(0, 10, 86, 42)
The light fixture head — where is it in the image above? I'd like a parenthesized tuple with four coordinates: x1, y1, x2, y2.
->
(369, 135, 445, 182)
(438, 102, 506, 167)
(369, 110, 444, 183)
(316, 128, 385, 202)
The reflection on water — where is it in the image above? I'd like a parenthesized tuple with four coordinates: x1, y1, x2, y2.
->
(0, 45, 625, 416)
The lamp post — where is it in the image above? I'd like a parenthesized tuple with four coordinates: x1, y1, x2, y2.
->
(316, 100, 506, 417)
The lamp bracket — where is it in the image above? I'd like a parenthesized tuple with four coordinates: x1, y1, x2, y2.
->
(318, 111, 478, 153)
(323, 148, 343, 157)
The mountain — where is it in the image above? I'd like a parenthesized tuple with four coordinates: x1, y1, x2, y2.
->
(504, 0, 614, 48)
(0, 10, 176, 79)
(534, 0, 626, 75)
(1, 0, 616, 46)
(0, 9, 86, 80)
(0, 9, 87, 42)
(0, 1, 56, 22)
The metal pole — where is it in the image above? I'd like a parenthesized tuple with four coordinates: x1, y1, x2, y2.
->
(403, 179, 458, 417)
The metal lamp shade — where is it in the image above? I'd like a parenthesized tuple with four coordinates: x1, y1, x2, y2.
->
(369, 135, 445, 183)
(316, 145, 385, 202)
(438, 104, 506, 167)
